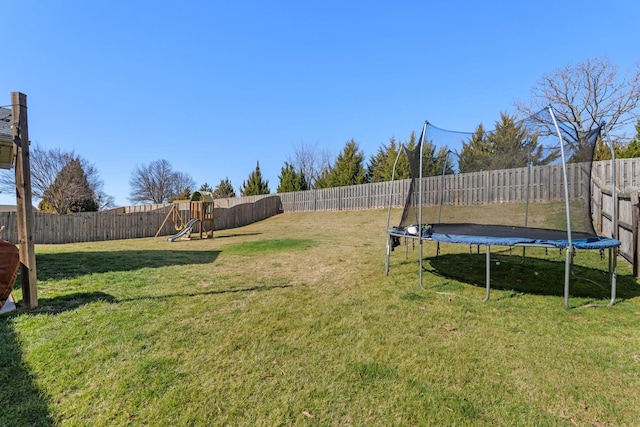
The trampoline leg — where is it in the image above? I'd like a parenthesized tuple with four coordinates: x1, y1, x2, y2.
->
(563, 246, 573, 309)
(483, 245, 491, 302)
(385, 236, 391, 275)
(419, 238, 425, 290)
(608, 247, 617, 306)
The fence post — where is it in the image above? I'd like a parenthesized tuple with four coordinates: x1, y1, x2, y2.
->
(632, 192, 639, 278)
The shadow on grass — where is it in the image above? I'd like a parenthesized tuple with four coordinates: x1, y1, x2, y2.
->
(1, 313, 57, 426)
(1, 290, 119, 425)
(36, 250, 220, 281)
(116, 284, 292, 303)
(214, 232, 263, 239)
(427, 252, 640, 302)
(0, 281, 288, 426)
(28, 291, 117, 313)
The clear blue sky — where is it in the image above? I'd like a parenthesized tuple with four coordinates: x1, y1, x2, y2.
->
(1, 0, 638, 207)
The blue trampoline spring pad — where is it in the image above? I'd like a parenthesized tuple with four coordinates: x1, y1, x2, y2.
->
(388, 223, 620, 250)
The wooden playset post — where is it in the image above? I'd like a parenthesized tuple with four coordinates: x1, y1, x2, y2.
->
(12, 92, 38, 309)
(190, 191, 215, 239)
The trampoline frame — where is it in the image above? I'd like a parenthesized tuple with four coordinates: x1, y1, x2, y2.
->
(385, 106, 621, 308)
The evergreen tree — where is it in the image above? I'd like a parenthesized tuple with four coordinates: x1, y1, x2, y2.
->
(313, 168, 331, 189)
(37, 200, 57, 214)
(592, 120, 640, 161)
(213, 178, 237, 198)
(419, 140, 454, 177)
(241, 161, 270, 196)
(199, 182, 214, 193)
(396, 130, 419, 179)
(41, 158, 98, 214)
(458, 114, 556, 173)
(277, 162, 308, 193)
(489, 113, 546, 169)
(367, 136, 409, 183)
(399, 129, 454, 178)
(458, 124, 493, 173)
(324, 139, 367, 187)
(592, 137, 621, 161)
(618, 120, 640, 158)
(171, 187, 192, 202)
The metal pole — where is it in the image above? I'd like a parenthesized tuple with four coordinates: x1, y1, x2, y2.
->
(385, 144, 405, 275)
(418, 122, 427, 290)
(604, 122, 617, 240)
(483, 245, 491, 302)
(524, 142, 532, 228)
(385, 144, 405, 232)
(548, 106, 573, 308)
(603, 121, 618, 305)
(609, 247, 617, 306)
(437, 151, 449, 224)
(523, 142, 532, 261)
(548, 106, 573, 246)
(564, 247, 572, 308)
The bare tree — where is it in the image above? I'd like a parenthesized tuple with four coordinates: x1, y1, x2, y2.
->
(516, 57, 640, 150)
(289, 141, 332, 189)
(129, 159, 195, 204)
(173, 171, 196, 198)
(95, 192, 116, 211)
(0, 144, 114, 210)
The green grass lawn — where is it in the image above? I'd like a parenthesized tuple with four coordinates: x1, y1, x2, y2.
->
(2, 209, 640, 426)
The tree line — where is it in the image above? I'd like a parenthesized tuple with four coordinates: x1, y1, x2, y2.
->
(1, 57, 639, 213)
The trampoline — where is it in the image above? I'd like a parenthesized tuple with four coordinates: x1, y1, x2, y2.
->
(385, 107, 621, 308)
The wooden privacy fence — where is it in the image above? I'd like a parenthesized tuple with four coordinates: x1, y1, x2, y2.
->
(279, 182, 393, 212)
(277, 160, 640, 211)
(0, 160, 638, 274)
(595, 188, 640, 276)
(0, 195, 281, 245)
(278, 161, 629, 211)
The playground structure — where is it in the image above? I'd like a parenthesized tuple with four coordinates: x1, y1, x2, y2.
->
(190, 190, 215, 239)
(156, 191, 215, 241)
(1, 93, 38, 311)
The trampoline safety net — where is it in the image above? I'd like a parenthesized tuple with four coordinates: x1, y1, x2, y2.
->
(396, 107, 604, 239)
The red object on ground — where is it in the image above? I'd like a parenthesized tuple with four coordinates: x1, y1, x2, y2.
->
(0, 240, 20, 310)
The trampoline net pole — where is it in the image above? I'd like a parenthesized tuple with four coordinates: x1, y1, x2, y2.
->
(604, 122, 618, 306)
(609, 247, 617, 306)
(564, 246, 573, 308)
(418, 123, 426, 290)
(437, 151, 449, 224)
(549, 106, 573, 246)
(604, 122, 617, 240)
(386, 145, 405, 232)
